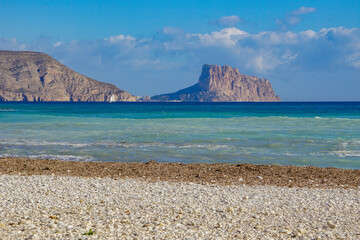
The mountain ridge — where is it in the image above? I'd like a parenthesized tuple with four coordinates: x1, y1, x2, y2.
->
(0, 50, 136, 102)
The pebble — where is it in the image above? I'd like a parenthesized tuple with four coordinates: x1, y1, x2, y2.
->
(280, 228, 292, 234)
(0, 174, 358, 239)
(298, 228, 307, 234)
(327, 221, 337, 228)
(226, 207, 234, 213)
(254, 224, 261, 229)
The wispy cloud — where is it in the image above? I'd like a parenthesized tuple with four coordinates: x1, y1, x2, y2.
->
(210, 15, 243, 27)
(0, 37, 26, 50)
(277, 6, 317, 30)
(292, 7, 316, 15)
(106, 35, 136, 44)
(52, 41, 62, 47)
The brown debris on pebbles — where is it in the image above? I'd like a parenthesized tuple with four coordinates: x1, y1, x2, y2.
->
(1, 157, 359, 189)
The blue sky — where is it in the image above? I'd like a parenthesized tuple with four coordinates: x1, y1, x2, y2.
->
(1, 0, 360, 100)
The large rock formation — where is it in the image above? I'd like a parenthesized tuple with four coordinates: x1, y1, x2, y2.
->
(152, 64, 280, 102)
(0, 50, 136, 102)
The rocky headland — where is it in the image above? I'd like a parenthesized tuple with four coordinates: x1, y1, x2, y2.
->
(0, 50, 136, 102)
(152, 64, 280, 102)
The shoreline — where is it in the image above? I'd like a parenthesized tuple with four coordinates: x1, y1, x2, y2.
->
(1, 157, 359, 189)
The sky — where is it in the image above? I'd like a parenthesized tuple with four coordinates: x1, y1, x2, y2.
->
(1, 0, 360, 101)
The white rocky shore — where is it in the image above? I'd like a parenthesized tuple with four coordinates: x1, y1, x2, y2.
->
(0, 174, 359, 240)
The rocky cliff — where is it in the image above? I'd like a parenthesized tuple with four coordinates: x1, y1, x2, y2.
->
(152, 64, 280, 102)
(0, 50, 136, 102)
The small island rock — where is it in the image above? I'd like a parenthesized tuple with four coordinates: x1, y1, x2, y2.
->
(152, 64, 280, 102)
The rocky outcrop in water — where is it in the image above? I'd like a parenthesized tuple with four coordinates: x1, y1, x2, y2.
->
(152, 64, 280, 102)
(0, 50, 136, 102)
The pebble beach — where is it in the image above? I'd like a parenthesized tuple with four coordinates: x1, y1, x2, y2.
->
(0, 158, 359, 239)
(0, 174, 359, 239)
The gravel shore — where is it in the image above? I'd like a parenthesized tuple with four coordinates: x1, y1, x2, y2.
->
(0, 174, 359, 239)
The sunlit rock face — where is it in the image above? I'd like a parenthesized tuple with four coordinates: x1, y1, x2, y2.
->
(0, 50, 136, 102)
(152, 64, 280, 102)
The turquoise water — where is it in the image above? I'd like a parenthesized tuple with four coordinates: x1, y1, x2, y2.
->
(1, 102, 360, 169)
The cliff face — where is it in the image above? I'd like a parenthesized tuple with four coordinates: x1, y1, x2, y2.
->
(152, 64, 280, 102)
(0, 50, 136, 102)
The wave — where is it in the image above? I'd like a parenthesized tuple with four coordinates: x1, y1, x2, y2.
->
(0, 109, 14, 112)
(95, 140, 231, 150)
(329, 150, 360, 157)
(0, 140, 89, 148)
(0, 153, 93, 161)
(0, 139, 231, 151)
(29, 154, 94, 161)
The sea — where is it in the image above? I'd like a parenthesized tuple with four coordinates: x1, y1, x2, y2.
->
(0, 102, 360, 169)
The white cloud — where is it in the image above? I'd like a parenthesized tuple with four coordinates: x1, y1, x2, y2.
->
(245, 50, 283, 72)
(292, 7, 316, 15)
(53, 41, 62, 47)
(2, 27, 359, 72)
(211, 15, 242, 27)
(162, 26, 184, 35)
(1, 26, 359, 99)
(282, 50, 298, 63)
(299, 30, 317, 39)
(106, 35, 136, 48)
(347, 52, 360, 68)
(188, 28, 249, 47)
(319, 27, 357, 37)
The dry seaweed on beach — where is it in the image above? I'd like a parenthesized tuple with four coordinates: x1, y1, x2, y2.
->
(1, 157, 359, 189)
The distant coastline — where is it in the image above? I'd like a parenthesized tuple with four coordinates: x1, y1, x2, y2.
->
(0, 51, 280, 103)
